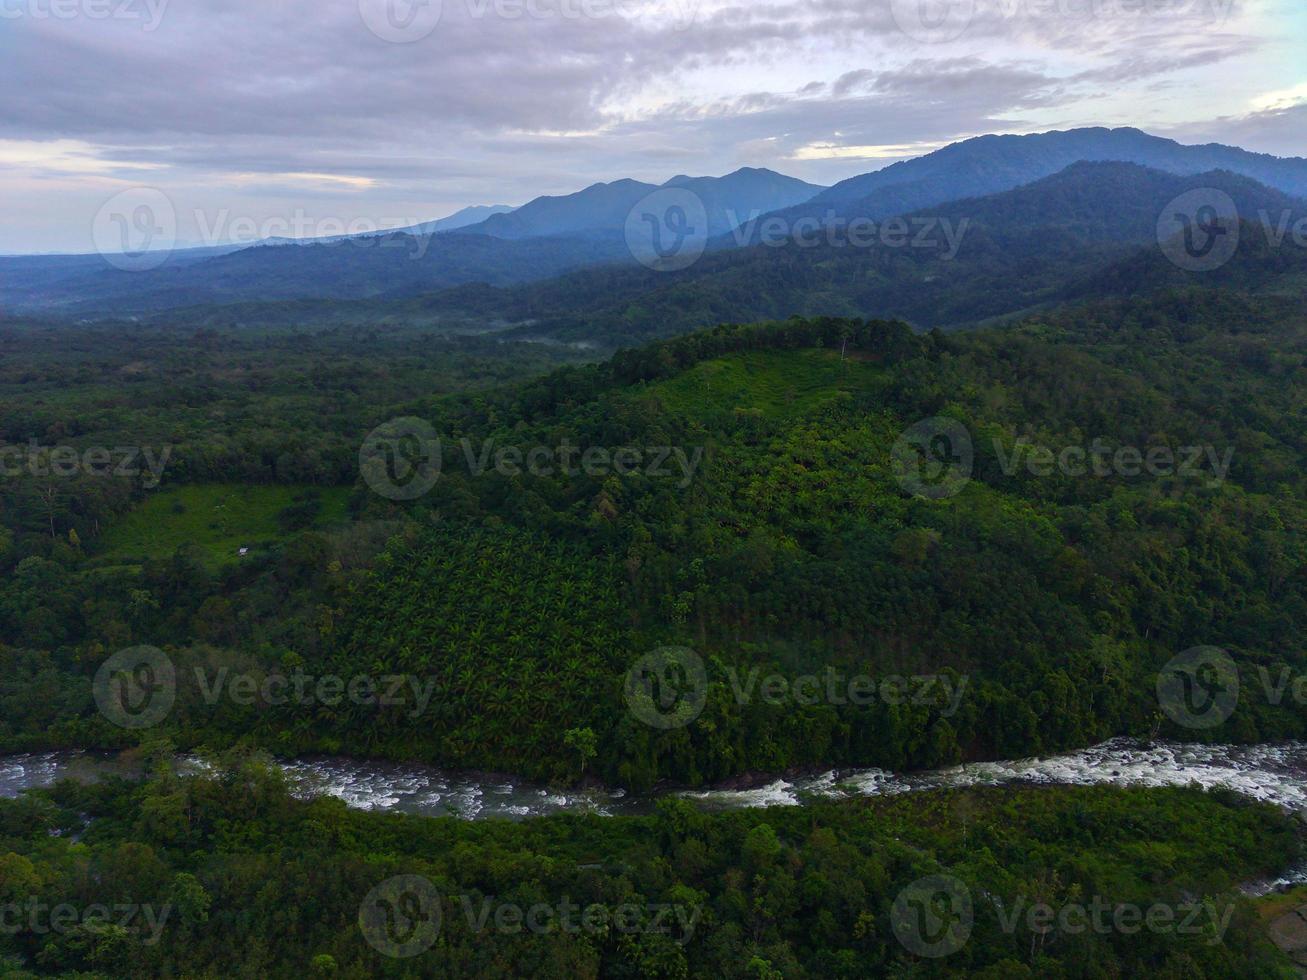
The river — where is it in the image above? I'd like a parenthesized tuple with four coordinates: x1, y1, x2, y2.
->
(4, 738, 1307, 826)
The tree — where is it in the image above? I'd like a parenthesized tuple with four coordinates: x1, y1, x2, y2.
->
(563, 726, 598, 778)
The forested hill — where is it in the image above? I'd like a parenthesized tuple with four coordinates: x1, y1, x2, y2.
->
(8, 297, 1297, 789)
(733, 125, 1307, 243)
(327, 298, 1307, 788)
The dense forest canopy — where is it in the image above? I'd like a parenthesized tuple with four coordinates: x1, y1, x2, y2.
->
(0, 751, 1297, 978)
(2, 290, 1305, 792)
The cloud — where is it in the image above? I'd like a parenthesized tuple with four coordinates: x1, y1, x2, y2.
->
(0, 0, 1300, 251)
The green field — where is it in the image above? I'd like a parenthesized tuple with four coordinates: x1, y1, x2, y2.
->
(645, 347, 883, 422)
(95, 483, 351, 568)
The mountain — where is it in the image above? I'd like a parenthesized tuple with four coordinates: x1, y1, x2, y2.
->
(407, 203, 516, 235)
(466, 168, 825, 239)
(822, 127, 1307, 203)
(0, 168, 825, 314)
(661, 167, 831, 234)
(54, 161, 1302, 333)
(0, 231, 634, 315)
(731, 126, 1307, 242)
(379, 162, 1307, 345)
(8, 128, 1306, 321)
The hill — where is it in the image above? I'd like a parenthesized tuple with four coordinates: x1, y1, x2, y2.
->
(0, 229, 633, 315)
(467, 167, 825, 239)
(361, 162, 1307, 347)
(731, 126, 1307, 244)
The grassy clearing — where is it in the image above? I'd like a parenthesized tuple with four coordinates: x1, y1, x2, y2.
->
(95, 483, 351, 568)
(644, 347, 882, 422)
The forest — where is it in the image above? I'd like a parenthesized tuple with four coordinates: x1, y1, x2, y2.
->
(1, 289, 1305, 790)
(0, 749, 1298, 978)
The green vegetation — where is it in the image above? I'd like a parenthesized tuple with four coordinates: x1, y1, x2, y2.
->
(96, 484, 351, 568)
(2, 298, 1307, 785)
(0, 755, 1297, 978)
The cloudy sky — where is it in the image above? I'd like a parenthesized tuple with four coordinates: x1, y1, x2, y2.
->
(0, 0, 1304, 252)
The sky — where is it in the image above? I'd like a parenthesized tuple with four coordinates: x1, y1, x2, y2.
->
(0, 0, 1304, 253)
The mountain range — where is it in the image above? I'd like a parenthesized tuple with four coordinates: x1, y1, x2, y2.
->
(463, 168, 825, 239)
(3, 126, 1305, 323)
(395, 161, 1306, 345)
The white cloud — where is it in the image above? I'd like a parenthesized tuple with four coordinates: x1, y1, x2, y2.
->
(0, 0, 1302, 250)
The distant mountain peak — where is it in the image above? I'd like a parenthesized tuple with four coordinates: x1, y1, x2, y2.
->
(463, 167, 826, 240)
